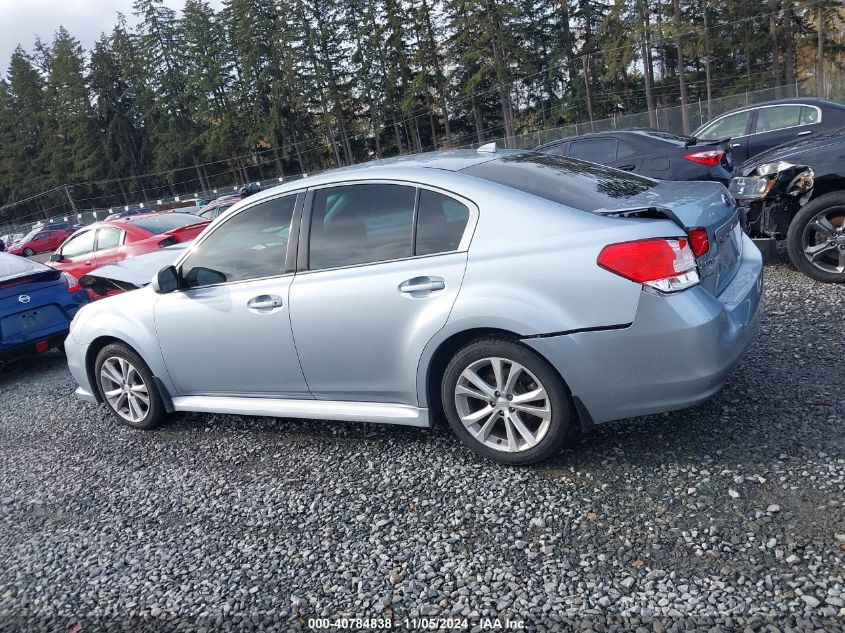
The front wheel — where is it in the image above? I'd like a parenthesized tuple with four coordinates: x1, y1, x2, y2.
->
(441, 337, 573, 465)
(95, 343, 167, 430)
(786, 192, 845, 283)
(23, 248, 34, 257)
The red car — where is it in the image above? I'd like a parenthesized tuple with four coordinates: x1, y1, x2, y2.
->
(7, 228, 74, 257)
(48, 213, 209, 284)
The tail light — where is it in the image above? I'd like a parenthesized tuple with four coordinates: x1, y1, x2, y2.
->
(684, 149, 725, 166)
(687, 227, 710, 257)
(62, 272, 81, 293)
(597, 238, 699, 293)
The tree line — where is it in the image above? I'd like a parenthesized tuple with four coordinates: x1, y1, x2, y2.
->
(0, 0, 842, 222)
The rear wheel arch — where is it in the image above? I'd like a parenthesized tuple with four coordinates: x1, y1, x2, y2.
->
(424, 328, 580, 427)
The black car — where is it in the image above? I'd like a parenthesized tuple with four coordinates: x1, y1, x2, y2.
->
(535, 130, 734, 184)
(693, 98, 845, 163)
(729, 129, 845, 283)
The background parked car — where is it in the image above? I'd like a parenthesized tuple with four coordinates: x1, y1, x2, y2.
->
(104, 208, 154, 220)
(6, 227, 74, 257)
(48, 213, 209, 285)
(0, 252, 89, 368)
(536, 130, 734, 183)
(729, 129, 845, 283)
(693, 98, 845, 163)
(195, 194, 243, 220)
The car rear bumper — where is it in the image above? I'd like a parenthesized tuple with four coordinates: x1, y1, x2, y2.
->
(0, 330, 69, 366)
(65, 334, 98, 403)
(525, 233, 763, 425)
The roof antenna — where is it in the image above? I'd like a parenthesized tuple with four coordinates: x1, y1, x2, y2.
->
(477, 142, 497, 154)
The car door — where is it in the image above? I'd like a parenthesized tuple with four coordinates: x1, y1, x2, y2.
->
(154, 191, 309, 397)
(746, 104, 822, 157)
(53, 229, 98, 277)
(289, 182, 474, 405)
(695, 109, 753, 162)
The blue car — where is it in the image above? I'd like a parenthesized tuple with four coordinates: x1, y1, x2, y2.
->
(0, 253, 90, 369)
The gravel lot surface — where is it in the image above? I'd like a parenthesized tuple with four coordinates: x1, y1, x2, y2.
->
(1, 251, 843, 633)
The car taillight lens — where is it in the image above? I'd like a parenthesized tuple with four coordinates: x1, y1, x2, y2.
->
(62, 272, 81, 293)
(687, 227, 710, 257)
(597, 238, 699, 293)
(684, 149, 725, 166)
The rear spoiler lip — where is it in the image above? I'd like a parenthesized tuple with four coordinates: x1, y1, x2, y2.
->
(0, 269, 61, 289)
(163, 220, 209, 237)
(593, 205, 688, 232)
(684, 135, 731, 148)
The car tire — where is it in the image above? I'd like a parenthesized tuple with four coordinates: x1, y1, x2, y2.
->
(786, 192, 845, 283)
(23, 248, 34, 257)
(94, 343, 167, 430)
(441, 337, 573, 465)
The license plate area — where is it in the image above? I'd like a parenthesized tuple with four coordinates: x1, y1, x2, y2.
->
(1, 306, 63, 340)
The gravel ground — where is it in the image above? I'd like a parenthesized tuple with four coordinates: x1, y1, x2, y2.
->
(0, 250, 843, 633)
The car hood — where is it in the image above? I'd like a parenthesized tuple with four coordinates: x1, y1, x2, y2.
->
(737, 129, 845, 175)
(82, 242, 190, 287)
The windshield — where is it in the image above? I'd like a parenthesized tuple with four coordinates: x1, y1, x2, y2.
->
(461, 152, 656, 212)
(129, 214, 205, 235)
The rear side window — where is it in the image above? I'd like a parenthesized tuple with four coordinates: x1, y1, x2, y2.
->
(97, 227, 122, 250)
(416, 190, 470, 256)
(755, 105, 802, 133)
(309, 184, 416, 270)
(800, 106, 820, 124)
(569, 138, 617, 163)
(462, 153, 655, 212)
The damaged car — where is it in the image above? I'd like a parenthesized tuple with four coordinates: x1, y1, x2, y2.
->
(729, 129, 845, 283)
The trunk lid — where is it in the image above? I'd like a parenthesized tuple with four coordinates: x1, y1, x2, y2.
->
(596, 180, 743, 296)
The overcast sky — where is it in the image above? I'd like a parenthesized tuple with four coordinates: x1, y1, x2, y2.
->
(0, 0, 225, 75)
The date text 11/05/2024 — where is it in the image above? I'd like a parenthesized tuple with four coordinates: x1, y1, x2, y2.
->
(307, 617, 526, 630)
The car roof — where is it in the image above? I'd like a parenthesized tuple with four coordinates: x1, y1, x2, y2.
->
(698, 98, 845, 124)
(232, 149, 512, 207)
(536, 129, 690, 148)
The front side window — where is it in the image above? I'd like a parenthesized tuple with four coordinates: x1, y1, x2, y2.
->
(698, 110, 751, 140)
(97, 227, 122, 250)
(308, 184, 416, 270)
(569, 138, 618, 163)
(61, 230, 97, 259)
(755, 105, 803, 133)
(180, 195, 296, 288)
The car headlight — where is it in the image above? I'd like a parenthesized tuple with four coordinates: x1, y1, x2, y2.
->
(729, 162, 814, 201)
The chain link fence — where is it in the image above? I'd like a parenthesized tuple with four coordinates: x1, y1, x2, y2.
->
(3, 76, 844, 244)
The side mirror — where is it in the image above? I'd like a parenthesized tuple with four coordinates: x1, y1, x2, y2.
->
(50, 253, 63, 262)
(151, 265, 180, 294)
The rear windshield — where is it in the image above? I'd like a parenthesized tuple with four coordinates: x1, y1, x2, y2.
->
(461, 153, 655, 212)
(130, 214, 205, 235)
(0, 253, 43, 277)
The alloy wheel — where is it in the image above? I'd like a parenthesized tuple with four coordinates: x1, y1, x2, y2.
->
(454, 356, 551, 453)
(100, 356, 151, 423)
(801, 206, 845, 275)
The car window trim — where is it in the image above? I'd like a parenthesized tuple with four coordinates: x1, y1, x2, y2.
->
(698, 103, 821, 140)
(297, 178, 479, 274)
(170, 189, 305, 291)
(751, 104, 822, 136)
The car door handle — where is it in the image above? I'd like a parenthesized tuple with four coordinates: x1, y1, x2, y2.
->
(84, 260, 92, 265)
(247, 295, 283, 310)
(731, 143, 742, 148)
(399, 277, 446, 294)
(797, 130, 812, 136)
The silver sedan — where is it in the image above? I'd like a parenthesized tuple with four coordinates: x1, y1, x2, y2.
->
(65, 148, 763, 465)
